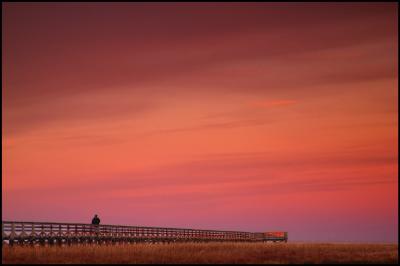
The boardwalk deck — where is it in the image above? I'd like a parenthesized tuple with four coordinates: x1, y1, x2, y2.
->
(2, 221, 288, 245)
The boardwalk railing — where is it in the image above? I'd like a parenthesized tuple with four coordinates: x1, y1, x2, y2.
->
(2, 221, 288, 245)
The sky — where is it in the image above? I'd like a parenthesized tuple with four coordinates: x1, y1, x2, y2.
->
(2, 3, 398, 243)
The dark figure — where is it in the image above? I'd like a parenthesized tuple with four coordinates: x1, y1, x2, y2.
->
(91, 214, 101, 237)
(92, 214, 100, 225)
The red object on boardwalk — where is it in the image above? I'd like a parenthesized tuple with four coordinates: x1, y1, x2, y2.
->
(263, 232, 288, 242)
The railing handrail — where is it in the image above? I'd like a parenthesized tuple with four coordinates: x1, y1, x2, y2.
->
(1, 221, 262, 235)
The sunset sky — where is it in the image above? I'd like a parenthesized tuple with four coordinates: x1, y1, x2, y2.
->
(2, 3, 398, 243)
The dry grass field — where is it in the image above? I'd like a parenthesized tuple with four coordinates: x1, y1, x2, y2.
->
(2, 242, 398, 264)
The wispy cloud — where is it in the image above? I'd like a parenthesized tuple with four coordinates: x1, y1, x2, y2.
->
(138, 118, 272, 137)
(248, 99, 297, 108)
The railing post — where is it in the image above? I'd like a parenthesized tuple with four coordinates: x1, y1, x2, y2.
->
(66, 224, 71, 245)
(57, 224, 62, 246)
(18, 222, 26, 245)
(30, 224, 35, 246)
(49, 224, 54, 245)
(31, 224, 35, 236)
(39, 224, 45, 246)
(2, 223, 6, 245)
(9, 222, 16, 246)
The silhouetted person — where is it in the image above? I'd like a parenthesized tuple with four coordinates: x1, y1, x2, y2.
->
(91, 214, 101, 237)
(92, 214, 100, 225)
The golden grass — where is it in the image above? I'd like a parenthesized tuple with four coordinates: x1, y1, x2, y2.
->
(2, 242, 398, 264)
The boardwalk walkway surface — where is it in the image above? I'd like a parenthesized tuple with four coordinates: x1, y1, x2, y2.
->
(2, 221, 288, 245)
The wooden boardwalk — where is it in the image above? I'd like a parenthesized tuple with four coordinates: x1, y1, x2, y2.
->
(2, 221, 288, 245)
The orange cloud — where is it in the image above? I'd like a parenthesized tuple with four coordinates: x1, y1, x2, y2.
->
(248, 99, 297, 108)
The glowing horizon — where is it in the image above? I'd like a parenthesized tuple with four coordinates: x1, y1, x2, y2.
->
(2, 3, 398, 243)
